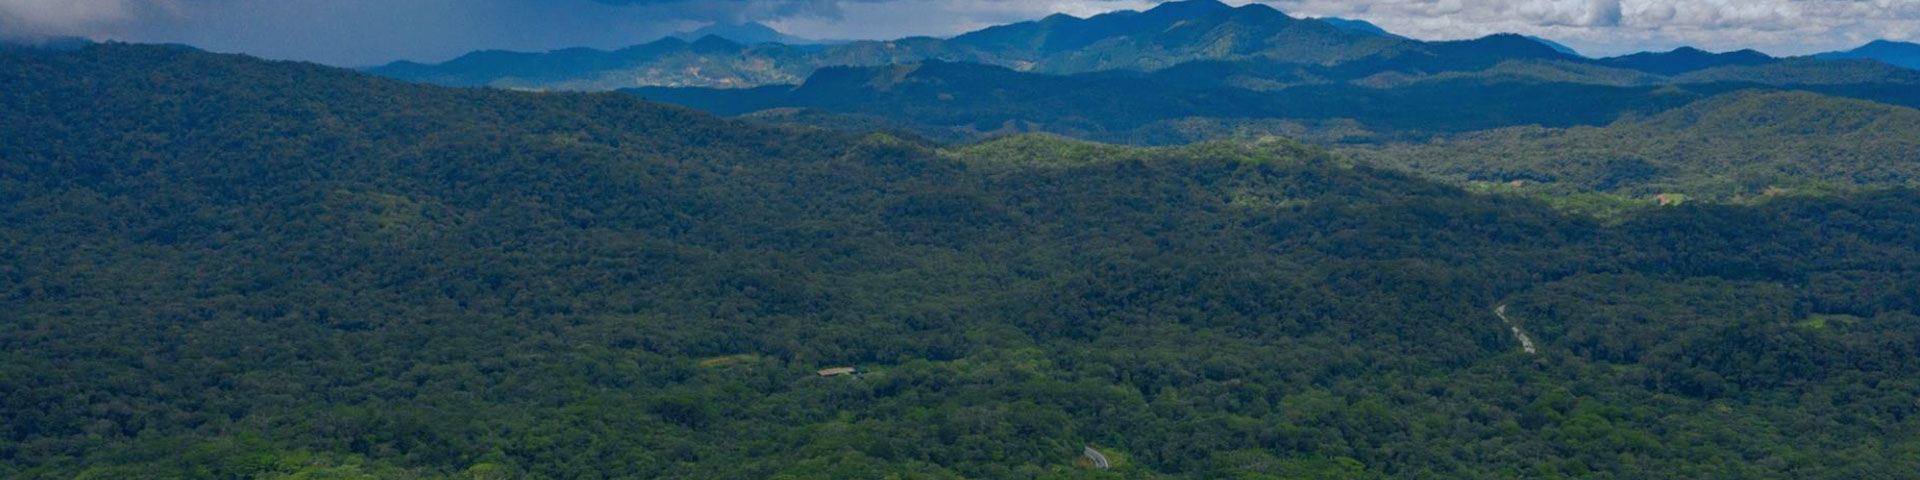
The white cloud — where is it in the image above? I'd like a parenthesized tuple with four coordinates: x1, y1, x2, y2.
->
(0, 0, 135, 37)
(771, 0, 1920, 56)
(1250, 0, 1920, 56)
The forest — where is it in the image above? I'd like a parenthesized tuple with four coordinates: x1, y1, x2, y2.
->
(3, 44, 1920, 479)
(1345, 90, 1920, 200)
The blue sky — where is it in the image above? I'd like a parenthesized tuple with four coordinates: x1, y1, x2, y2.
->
(2, 0, 1916, 65)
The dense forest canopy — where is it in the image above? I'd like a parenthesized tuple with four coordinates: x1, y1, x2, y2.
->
(4, 43, 1920, 480)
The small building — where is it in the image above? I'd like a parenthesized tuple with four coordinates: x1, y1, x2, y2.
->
(817, 367, 858, 377)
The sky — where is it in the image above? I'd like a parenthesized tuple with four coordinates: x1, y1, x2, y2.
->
(1, 0, 1917, 66)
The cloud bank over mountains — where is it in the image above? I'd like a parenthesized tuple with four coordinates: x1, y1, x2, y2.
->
(1266, 0, 1920, 56)
(2, 0, 1916, 65)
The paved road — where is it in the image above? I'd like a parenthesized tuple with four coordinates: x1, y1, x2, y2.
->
(1083, 446, 1110, 469)
(1495, 305, 1537, 355)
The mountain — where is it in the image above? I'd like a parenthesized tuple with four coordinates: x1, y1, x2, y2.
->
(366, 2, 1917, 94)
(1348, 90, 1920, 197)
(1318, 17, 1404, 38)
(370, 0, 1412, 89)
(1526, 36, 1582, 57)
(1817, 40, 1920, 70)
(952, 0, 1409, 72)
(1424, 33, 1578, 64)
(12, 42, 1920, 480)
(671, 21, 815, 45)
(948, 0, 1238, 54)
(1599, 46, 1777, 75)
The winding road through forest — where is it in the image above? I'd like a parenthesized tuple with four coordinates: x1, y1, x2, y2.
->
(1495, 305, 1537, 355)
(1083, 446, 1111, 469)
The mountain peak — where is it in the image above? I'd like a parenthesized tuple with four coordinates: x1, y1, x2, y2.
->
(1144, 0, 1234, 18)
(1152, 0, 1231, 10)
(672, 22, 812, 45)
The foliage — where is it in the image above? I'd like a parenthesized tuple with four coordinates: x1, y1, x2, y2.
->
(1346, 90, 1920, 199)
(4, 44, 1920, 479)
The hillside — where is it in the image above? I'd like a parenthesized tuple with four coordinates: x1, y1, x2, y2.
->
(1675, 57, 1920, 85)
(366, 36, 833, 89)
(630, 60, 1707, 142)
(6, 44, 1920, 479)
(1347, 90, 1920, 198)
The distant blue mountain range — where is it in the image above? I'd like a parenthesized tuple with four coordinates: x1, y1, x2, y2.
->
(1817, 40, 1920, 70)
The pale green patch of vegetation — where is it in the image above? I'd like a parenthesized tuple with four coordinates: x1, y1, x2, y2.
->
(698, 354, 763, 368)
(944, 134, 1332, 170)
(1798, 314, 1864, 331)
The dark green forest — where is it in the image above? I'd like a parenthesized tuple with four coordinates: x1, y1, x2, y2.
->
(5, 44, 1920, 479)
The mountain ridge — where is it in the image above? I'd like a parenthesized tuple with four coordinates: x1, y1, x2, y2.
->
(367, 0, 1414, 89)
(364, 3, 1910, 93)
(1598, 46, 1776, 75)
(1817, 39, 1920, 70)
(671, 22, 815, 45)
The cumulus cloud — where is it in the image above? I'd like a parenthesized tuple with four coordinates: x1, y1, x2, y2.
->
(0, 0, 178, 38)
(1257, 0, 1920, 55)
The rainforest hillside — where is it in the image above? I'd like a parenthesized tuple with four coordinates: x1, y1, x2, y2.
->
(4, 44, 1920, 480)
